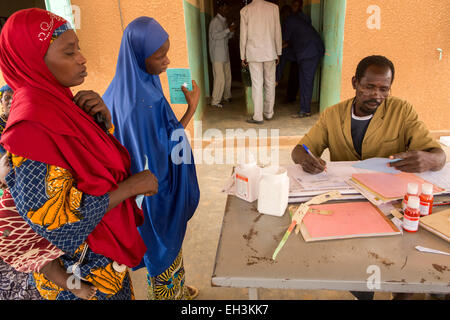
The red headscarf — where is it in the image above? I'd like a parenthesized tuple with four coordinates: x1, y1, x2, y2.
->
(0, 8, 146, 267)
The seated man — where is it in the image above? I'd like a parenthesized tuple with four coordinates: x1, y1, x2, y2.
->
(292, 55, 446, 175)
(292, 55, 446, 300)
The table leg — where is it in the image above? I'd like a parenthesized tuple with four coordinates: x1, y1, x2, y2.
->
(248, 288, 259, 300)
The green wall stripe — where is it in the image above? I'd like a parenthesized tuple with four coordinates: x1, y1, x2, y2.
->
(319, 0, 346, 112)
(183, 0, 207, 120)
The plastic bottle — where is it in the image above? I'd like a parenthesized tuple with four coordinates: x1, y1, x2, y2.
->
(257, 166, 290, 216)
(234, 153, 261, 203)
(403, 196, 420, 232)
(419, 183, 433, 216)
(402, 183, 418, 211)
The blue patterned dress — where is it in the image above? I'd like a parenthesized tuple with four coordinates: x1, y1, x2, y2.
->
(5, 155, 135, 300)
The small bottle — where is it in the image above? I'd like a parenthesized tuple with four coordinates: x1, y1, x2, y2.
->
(402, 183, 418, 211)
(419, 183, 433, 216)
(403, 196, 420, 232)
(234, 153, 261, 203)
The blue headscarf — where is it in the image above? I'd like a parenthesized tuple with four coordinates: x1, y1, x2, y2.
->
(0, 84, 13, 154)
(0, 84, 12, 97)
(103, 17, 200, 276)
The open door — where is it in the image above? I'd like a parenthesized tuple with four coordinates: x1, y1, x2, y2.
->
(45, 0, 78, 30)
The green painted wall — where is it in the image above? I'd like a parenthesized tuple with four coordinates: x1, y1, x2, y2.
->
(200, 11, 212, 97)
(183, 0, 207, 120)
(304, 1, 323, 103)
(319, 0, 346, 112)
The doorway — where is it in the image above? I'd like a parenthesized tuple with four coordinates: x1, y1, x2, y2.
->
(201, 0, 318, 137)
(185, 0, 345, 136)
(0, 0, 46, 33)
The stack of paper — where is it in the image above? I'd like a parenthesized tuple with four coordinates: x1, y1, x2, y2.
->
(350, 172, 445, 205)
(286, 162, 369, 203)
(419, 208, 450, 242)
(300, 201, 402, 242)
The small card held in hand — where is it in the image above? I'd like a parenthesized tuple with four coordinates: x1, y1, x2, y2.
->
(166, 68, 192, 104)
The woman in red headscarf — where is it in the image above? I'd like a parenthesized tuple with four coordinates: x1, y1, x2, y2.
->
(0, 8, 158, 300)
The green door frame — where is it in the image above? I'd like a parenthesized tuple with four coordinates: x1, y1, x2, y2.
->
(45, 0, 76, 29)
(319, 0, 346, 112)
(183, 0, 212, 121)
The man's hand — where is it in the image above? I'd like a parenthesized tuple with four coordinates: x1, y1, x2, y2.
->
(241, 59, 248, 67)
(388, 148, 446, 173)
(229, 23, 237, 33)
(276, 55, 281, 65)
(291, 144, 327, 174)
(73, 90, 112, 130)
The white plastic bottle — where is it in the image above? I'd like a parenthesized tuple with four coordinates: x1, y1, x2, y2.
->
(419, 183, 433, 216)
(402, 182, 418, 211)
(235, 153, 261, 203)
(257, 166, 290, 216)
(403, 196, 420, 232)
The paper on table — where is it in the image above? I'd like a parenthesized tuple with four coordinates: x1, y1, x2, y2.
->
(287, 162, 370, 191)
(351, 172, 444, 200)
(302, 202, 400, 240)
(416, 162, 450, 190)
(391, 217, 403, 234)
(352, 157, 401, 174)
(166, 68, 192, 104)
(415, 246, 450, 256)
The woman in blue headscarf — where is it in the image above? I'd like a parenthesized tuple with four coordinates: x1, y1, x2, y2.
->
(103, 17, 200, 300)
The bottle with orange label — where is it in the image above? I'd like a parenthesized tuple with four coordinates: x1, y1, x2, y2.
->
(402, 183, 418, 211)
(419, 183, 433, 216)
(403, 196, 420, 232)
(234, 153, 261, 203)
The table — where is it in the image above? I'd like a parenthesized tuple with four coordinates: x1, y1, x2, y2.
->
(211, 195, 450, 299)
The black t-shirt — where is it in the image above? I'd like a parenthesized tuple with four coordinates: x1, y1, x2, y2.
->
(351, 114, 372, 157)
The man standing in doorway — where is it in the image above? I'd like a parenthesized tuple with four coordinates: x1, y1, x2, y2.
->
(209, 0, 235, 108)
(283, 0, 324, 118)
(240, 0, 282, 124)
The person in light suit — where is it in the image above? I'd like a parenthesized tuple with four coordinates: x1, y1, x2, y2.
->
(209, 0, 236, 108)
(240, 0, 282, 124)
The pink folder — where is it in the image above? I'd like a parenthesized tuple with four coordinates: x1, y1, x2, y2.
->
(351, 172, 443, 200)
(301, 202, 400, 241)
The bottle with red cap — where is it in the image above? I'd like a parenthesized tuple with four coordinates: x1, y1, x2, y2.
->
(402, 183, 418, 211)
(403, 196, 420, 232)
(419, 183, 433, 216)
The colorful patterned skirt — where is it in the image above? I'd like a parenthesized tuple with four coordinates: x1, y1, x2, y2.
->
(146, 250, 191, 300)
(0, 259, 42, 300)
(0, 189, 64, 273)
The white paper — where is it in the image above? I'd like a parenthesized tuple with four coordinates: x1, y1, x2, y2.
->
(285, 162, 371, 196)
(439, 136, 450, 147)
(352, 157, 401, 174)
(378, 202, 397, 216)
(415, 245, 450, 256)
(416, 162, 450, 191)
(391, 217, 403, 234)
(136, 154, 150, 209)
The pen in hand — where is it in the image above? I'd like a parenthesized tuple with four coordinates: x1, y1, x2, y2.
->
(302, 144, 327, 173)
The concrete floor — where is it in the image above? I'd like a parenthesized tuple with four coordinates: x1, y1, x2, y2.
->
(201, 82, 320, 137)
(130, 86, 450, 300)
